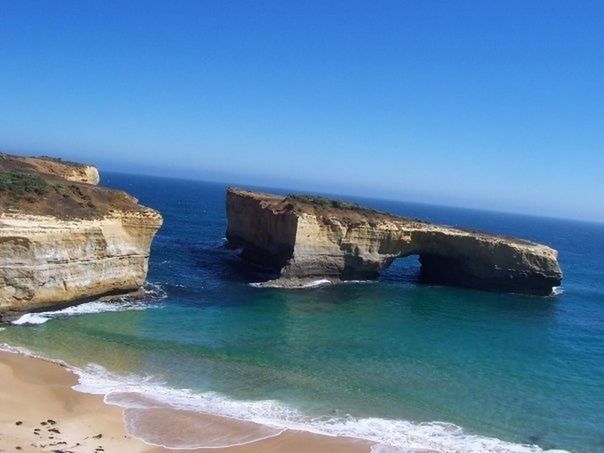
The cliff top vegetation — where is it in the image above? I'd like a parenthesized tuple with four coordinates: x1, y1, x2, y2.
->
(0, 170, 149, 219)
(0, 152, 93, 182)
(282, 193, 428, 225)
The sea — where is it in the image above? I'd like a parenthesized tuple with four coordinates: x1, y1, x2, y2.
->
(1, 172, 602, 452)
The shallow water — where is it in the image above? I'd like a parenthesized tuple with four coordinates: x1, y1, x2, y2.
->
(2, 173, 603, 452)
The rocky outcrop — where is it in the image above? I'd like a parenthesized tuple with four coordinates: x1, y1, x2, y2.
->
(0, 211, 162, 312)
(0, 153, 100, 185)
(226, 188, 563, 295)
(0, 153, 162, 315)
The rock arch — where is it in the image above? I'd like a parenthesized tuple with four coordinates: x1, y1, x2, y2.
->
(226, 188, 562, 295)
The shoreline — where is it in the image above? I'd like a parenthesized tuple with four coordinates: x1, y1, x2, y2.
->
(0, 343, 553, 453)
(0, 349, 372, 452)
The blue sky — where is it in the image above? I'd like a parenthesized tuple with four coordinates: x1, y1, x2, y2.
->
(1, 1, 602, 221)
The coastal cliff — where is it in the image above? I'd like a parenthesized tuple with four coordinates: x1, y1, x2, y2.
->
(0, 152, 100, 185)
(0, 153, 162, 315)
(226, 188, 562, 295)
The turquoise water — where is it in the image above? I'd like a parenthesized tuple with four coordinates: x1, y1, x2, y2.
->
(2, 173, 603, 452)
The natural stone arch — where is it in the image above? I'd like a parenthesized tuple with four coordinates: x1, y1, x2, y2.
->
(377, 254, 422, 283)
(226, 188, 562, 295)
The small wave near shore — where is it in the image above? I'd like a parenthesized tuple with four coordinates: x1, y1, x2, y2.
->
(0, 276, 569, 452)
(69, 363, 571, 452)
(11, 282, 166, 326)
(0, 343, 562, 452)
(2, 277, 570, 452)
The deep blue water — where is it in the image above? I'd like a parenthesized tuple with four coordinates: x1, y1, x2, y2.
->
(2, 172, 603, 452)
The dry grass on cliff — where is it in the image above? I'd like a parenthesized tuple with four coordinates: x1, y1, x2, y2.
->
(0, 171, 146, 219)
(0, 152, 90, 182)
(283, 193, 426, 226)
(34, 155, 89, 167)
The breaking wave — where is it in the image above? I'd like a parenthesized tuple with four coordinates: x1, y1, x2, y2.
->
(11, 283, 166, 326)
(249, 278, 333, 289)
(0, 345, 566, 452)
(249, 279, 377, 289)
(552, 286, 564, 296)
(70, 363, 560, 452)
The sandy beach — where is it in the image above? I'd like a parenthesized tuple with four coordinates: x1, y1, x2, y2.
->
(0, 350, 371, 452)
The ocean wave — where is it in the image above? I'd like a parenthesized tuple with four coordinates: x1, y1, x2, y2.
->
(250, 278, 378, 289)
(552, 286, 564, 296)
(0, 344, 566, 452)
(249, 278, 333, 289)
(11, 282, 166, 326)
(295, 278, 332, 288)
(68, 362, 562, 452)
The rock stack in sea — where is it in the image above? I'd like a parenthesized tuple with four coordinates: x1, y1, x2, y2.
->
(226, 188, 562, 295)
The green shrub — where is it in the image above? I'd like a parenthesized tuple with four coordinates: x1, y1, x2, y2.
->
(36, 155, 86, 167)
(286, 194, 379, 213)
(0, 172, 49, 198)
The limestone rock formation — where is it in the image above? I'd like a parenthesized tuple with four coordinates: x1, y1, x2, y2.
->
(226, 188, 562, 295)
(0, 152, 100, 184)
(0, 153, 162, 315)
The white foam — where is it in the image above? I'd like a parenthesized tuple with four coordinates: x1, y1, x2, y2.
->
(552, 286, 564, 296)
(0, 323, 566, 452)
(68, 363, 563, 453)
(11, 300, 161, 325)
(0, 342, 71, 367)
(250, 279, 377, 289)
(249, 279, 332, 289)
(0, 344, 566, 452)
(11, 283, 165, 326)
(300, 278, 332, 288)
(11, 313, 51, 325)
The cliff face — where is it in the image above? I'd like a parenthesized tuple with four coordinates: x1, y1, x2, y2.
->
(0, 153, 100, 185)
(0, 153, 162, 314)
(226, 188, 563, 295)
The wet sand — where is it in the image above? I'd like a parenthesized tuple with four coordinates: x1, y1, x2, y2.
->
(0, 350, 371, 452)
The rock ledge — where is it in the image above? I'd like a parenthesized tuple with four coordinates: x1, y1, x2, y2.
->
(0, 153, 162, 315)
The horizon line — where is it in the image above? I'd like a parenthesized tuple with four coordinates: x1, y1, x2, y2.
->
(99, 167, 604, 227)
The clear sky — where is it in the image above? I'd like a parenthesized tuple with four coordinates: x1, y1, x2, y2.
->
(1, 1, 602, 222)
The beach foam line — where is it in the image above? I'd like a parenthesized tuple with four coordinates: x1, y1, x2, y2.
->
(11, 282, 166, 326)
(68, 362, 565, 452)
(0, 344, 568, 452)
(123, 406, 285, 450)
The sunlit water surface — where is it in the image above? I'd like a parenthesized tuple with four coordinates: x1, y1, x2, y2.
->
(2, 173, 603, 452)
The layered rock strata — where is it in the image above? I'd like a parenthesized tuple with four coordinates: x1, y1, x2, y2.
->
(0, 153, 162, 314)
(226, 188, 562, 295)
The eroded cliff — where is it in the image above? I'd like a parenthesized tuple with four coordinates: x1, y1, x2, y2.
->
(0, 152, 100, 184)
(0, 153, 162, 314)
(226, 188, 562, 295)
